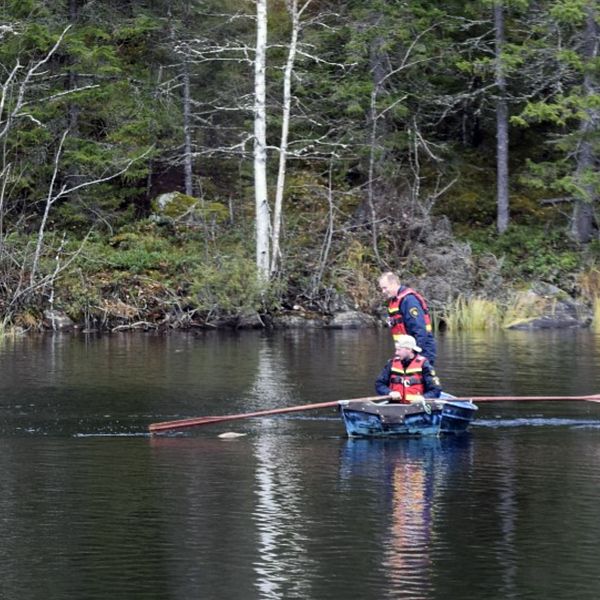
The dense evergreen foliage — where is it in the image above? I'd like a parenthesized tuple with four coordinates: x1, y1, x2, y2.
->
(0, 0, 597, 329)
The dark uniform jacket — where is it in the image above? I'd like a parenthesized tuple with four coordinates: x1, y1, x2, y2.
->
(389, 286, 436, 365)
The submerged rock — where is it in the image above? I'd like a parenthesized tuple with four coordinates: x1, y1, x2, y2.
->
(43, 310, 74, 331)
(271, 313, 325, 328)
(507, 315, 585, 330)
(236, 311, 264, 329)
(505, 285, 591, 330)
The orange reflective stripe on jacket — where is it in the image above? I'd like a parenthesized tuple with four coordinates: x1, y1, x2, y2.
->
(389, 355, 425, 404)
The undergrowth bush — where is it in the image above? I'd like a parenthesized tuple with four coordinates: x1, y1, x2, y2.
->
(52, 219, 281, 324)
(190, 259, 285, 315)
(463, 225, 580, 285)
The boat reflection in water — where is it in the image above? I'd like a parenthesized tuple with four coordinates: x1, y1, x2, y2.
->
(339, 435, 473, 599)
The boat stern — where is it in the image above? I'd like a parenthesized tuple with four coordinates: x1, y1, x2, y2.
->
(439, 400, 478, 434)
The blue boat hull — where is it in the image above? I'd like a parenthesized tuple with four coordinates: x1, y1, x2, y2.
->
(339, 395, 477, 438)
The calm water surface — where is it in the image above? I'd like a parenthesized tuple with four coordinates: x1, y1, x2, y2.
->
(1, 329, 600, 599)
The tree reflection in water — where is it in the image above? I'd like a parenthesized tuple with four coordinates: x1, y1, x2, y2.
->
(251, 337, 316, 598)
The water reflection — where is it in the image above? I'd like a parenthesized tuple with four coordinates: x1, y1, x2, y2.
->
(1, 329, 600, 436)
(248, 337, 297, 411)
(147, 434, 262, 599)
(339, 436, 474, 599)
(383, 441, 436, 599)
(2, 330, 600, 599)
(251, 337, 315, 598)
(494, 437, 517, 600)
(437, 329, 600, 397)
(253, 434, 316, 599)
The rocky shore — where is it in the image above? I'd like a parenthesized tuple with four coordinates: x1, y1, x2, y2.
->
(39, 282, 592, 334)
(24, 226, 594, 334)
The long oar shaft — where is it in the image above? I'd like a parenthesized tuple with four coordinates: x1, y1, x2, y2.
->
(463, 395, 600, 403)
(149, 395, 389, 433)
(149, 393, 600, 433)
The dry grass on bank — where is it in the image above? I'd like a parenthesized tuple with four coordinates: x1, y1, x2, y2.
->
(443, 296, 502, 331)
(593, 297, 600, 333)
(0, 322, 20, 339)
(578, 269, 600, 333)
(443, 292, 548, 332)
(501, 291, 549, 329)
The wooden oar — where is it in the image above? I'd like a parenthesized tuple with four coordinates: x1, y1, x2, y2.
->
(463, 394, 600, 403)
(148, 395, 390, 434)
(149, 393, 600, 434)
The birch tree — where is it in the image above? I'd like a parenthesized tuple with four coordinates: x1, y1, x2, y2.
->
(174, 2, 352, 283)
(270, 0, 314, 276)
(254, 0, 270, 281)
(0, 23, 152, 322)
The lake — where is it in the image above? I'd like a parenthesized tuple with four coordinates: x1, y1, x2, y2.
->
(1, 328, 599, 599)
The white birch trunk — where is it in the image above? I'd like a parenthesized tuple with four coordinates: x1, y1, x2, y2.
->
(270, 0, 301, 275)
(254, 0, 270, 281)
(31, 130, 69, 286)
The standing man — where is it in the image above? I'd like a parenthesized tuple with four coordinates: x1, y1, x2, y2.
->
(378, 271, 436, 365)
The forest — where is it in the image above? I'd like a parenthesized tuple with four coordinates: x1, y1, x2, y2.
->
(0, 0, 598, 332)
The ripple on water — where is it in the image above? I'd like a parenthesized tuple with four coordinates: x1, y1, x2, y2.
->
(475, 418, 600, 429)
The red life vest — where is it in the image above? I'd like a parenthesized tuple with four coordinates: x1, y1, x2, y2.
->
(389, 354, 426, 404)
(387, 287, 432, 340)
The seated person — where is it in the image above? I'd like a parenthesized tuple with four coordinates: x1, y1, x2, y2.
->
(375, 335, 442, 403)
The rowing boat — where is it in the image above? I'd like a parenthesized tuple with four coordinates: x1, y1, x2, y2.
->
(338, 393, 478, 438)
